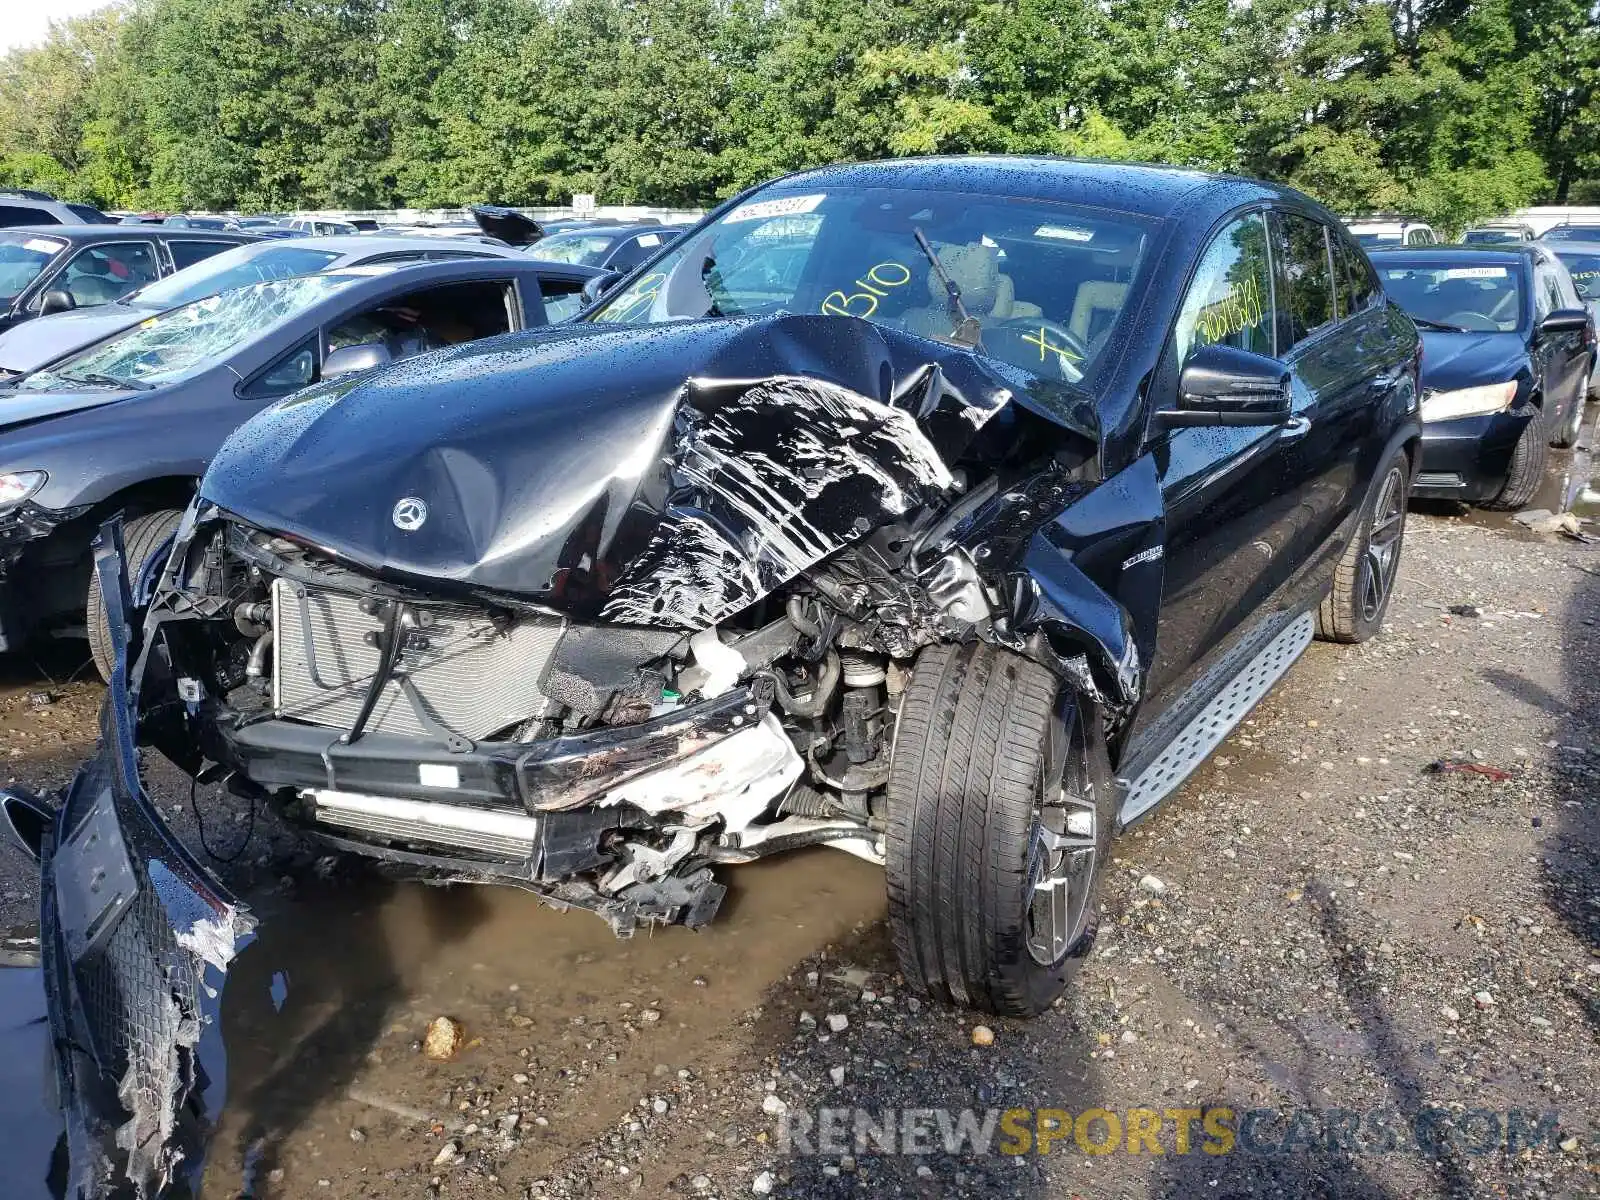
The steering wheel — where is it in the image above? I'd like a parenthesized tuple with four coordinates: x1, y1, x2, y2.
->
(987, 316, 1090, 381)
(1442, 311, 1501, 333)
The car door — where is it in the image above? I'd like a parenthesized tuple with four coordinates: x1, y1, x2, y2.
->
(1141, 209, 1312, 705)
(1532, 256, 1584, 415)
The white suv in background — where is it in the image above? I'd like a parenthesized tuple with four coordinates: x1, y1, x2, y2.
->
(1347, 218, 1438, 248)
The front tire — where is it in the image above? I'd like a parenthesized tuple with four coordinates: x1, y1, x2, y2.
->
(1318, 448, 1409, 643)
(1482, 413, 1548, 511)
(885, 641, 1113, 1017)
(87, 509, 183, 683)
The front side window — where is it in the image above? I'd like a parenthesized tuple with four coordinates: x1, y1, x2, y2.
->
(589, 187, 1154, 385)
(1377, 259, 1525, 333)
(1271, 213, 1337, 350)
(17, 273, 363, 391)
(0, 233, 66, 306)
(1171, 213, 1274, 364)
(52, 242, 160, 306)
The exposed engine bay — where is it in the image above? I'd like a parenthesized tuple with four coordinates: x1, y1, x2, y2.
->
(126, 314, 1161, 936)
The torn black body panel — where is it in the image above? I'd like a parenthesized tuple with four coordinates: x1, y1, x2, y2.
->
(42, 526, 251, 1199)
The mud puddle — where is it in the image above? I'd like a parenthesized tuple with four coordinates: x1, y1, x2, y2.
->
(201, 845, 887, 1197)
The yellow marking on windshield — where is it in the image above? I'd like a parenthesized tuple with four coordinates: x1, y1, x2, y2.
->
(820, 260, 912, 318)
(1021, 325, 1082, 365)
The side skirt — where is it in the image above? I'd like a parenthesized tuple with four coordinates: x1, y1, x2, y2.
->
(1115, 608, 1315, 828)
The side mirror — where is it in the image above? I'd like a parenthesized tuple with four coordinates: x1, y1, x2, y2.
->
(40, 289, 76, 316)
(0, 788, 53, 864)
(321, 341, 393, 380)
(581, 270, 625, 306)
(1540, 308, 1592, 337)
(1157, 343, 1293, 429)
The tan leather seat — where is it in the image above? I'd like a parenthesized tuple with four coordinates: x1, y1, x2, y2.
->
(1069, 281, 1129, 342)
(902, 243, 1041, 336)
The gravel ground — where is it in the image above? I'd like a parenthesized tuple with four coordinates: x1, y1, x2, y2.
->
(0, 505, 1596, 1200)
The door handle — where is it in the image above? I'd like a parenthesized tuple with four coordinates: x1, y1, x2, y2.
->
(1369, 373, 1397, 392)
(1280, 414, 1312, 441)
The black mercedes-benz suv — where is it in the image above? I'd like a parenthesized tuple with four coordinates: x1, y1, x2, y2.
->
(8, 157, 1422, 1198)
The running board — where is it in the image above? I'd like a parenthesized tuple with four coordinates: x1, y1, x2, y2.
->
(1117, 610, 1315, 827)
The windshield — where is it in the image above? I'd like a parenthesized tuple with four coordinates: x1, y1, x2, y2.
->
(1542, 225, 1600, 243)
(130, 243, 341, 309)
(18, 273, 363, 391)
(1463, 229, 1520, 244)
(529, 231, 616, 266)
(588, 187, 1153, 383)
(1554, 252, 1600, 301)
(0, 233, 66, 306)
(1377, 260, 1526, 332)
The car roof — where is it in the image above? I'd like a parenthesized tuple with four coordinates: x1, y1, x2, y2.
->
(0, 224, 255, 246)
(1367, 245, 1534, 264)
(760, 155, 1302, 221)
(286, 234, 521, 258)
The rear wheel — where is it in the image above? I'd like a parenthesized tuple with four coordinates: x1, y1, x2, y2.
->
(1317, 449, 1408, 643)
(1483, 414, 1548, 511)
(885, 641, 1113, 1017)
(87, 509, 183, 683)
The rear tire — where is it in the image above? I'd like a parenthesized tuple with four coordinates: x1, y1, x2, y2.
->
(885, 641, 1113, 1017)
(87, 509, 182, 683)
(1317, 448, 1408, 643)
(1482, 414, 1548, 511)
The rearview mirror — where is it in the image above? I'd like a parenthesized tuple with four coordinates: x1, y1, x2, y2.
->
(1157, 343, 1293, 429)
(39, 289, 76, 316)
(1540, 307, 1592, 337)
(582, 270, 626, 306)
(322, 341, 393, 380)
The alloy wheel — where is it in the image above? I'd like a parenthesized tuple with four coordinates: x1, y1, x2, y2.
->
(1359, 465, 1406, 623)
(1026, 709, 1098, 966)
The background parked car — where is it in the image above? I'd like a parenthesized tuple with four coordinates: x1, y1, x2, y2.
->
(1462, 222, 1536, 244)
(163, 215, 243, 231)
(0, 234, 524, 379)
(1371, 244, 1595, 508)
(281, 216, 360, 236)
(0, 256, 601, 676)
(1546, 240, 1600, 397)
(1540, 223, 1600, 242)
(1348, 218, 1438, 247)
(526, 223, 682, 272)
(0, 191, 114, 228)
(0, 225, 255, 337)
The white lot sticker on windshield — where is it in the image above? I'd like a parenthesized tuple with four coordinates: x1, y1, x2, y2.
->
(24, 238, 63, 254)
(1034, 225, 1094, 242)
(724, 193, 826, 224)
(637, 233, 662, 247)
(1443, 266, 1508, 279)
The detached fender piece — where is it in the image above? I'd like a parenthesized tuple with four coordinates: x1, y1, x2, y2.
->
(41, 520, 252, 1199)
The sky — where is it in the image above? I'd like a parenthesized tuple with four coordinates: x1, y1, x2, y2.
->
(1, 0, 117, 54)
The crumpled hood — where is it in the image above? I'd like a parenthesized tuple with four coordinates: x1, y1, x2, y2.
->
(1418, 329, 1529, 393)
(201, 314, 1085, 625)
(0, 304, 152, 375)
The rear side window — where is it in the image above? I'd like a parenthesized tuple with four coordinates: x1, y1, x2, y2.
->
(0, 204, 57, 227)
(1172, 212, 1275, 363)
(169, 240, 235, 270)
(1271, 212, 1337, 350)
(1333, 237, 1381, 316)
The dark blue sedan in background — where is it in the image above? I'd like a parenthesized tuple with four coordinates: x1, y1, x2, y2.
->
(1371, 245, 1595, 508)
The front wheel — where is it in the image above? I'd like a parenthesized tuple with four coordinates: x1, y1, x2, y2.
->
(885, 641, 1114, 1017)
(1482, 414, 1548, 512)
(87, 508, 183, 683)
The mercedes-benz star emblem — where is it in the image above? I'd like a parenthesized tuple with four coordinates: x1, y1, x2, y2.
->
(392, 497, 428, 531)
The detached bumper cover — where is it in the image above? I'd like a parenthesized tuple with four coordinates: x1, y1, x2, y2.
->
(1413, 406, 1534, 501)
(41, 524, 252, 1198)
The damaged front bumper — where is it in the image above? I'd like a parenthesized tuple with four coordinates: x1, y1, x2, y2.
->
(36, 524, 252, 1199)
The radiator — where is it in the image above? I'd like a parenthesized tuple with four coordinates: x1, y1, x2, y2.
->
(271, 578, 565, 741)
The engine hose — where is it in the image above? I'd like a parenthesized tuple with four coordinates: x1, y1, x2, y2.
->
(771, 649, 839, 718)
(245, 630, 274, 680)
(786, 595, 822, 638)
